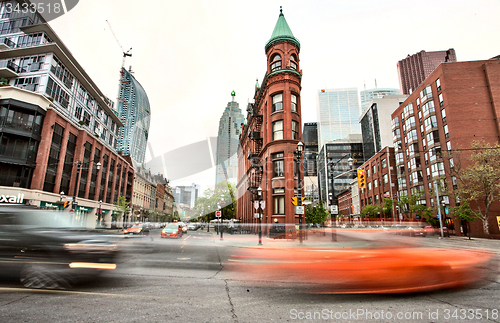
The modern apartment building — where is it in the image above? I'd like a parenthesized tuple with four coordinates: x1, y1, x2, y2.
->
(391, 59, 500, 238)
(116, 67, 151, 164)
(0, 1, 134, 228)
(238, 8, 303, 228)
(360, 94, 408, 160)
(397, 49, 456, 95)
(215, 91, 244, 185)
(360, 88, 400, 113)
(316, 88, 361, 148)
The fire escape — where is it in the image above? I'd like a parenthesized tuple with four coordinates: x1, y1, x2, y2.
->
(247, 103, 263, 195)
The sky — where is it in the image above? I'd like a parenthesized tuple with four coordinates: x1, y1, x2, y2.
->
(49, 0, 500, 194)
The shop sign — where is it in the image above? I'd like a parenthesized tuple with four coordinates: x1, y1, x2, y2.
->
(76, 206, 93, 212)
(0, 193, 24, 204)
(40, 201, 60, 209)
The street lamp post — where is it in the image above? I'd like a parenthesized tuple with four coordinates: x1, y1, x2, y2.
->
(220, 194, 224, 241)
(97, 200, 102, 227)
(59, 191, 65, 211)
(257, 186, 262, 245)
(296, 141, 304, 244)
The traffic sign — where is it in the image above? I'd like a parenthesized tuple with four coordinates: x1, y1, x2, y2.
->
(254, 201, 259, 210)
(330, 205, 338, 215)
(216, 211, 221, 217)
(69, 209, 74, 216)
(254, 213, 261, 218)
(295, 206, 305, 215)
(260, 200, 266, 210)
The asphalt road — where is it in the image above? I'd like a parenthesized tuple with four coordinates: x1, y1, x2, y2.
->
(0, 228, 499, 323)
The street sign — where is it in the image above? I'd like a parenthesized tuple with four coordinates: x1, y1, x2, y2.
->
(330, 205, 338, 215)
(260, 200, 266, 210)
(69, 209, 74, 216)
(254, 213, 261, 218)
(254, 201, 259, 210)
(302, 200, 312, 205)
(291, 197, 298, 206)
(216, 211, 221, 217)
(295, 206, 305, 215)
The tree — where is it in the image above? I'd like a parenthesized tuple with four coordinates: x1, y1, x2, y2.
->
(361, 205, 380, 219)
(305, 203, 329, 225)
(113, 196, 130, 228)
(380, 198, 394, 219)
(451, 201, 477, 240)
(447, 140, 500, 235)
(193, 181, 236, 222)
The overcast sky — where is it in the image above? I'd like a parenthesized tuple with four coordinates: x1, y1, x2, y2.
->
(50, 0, 500, 194)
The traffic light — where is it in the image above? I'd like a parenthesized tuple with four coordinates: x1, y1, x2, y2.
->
(63, 200, 70, 209)
(357, 169, 366, 188)
(291, 197, 298, 206)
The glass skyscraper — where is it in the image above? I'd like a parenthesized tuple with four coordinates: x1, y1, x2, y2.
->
(360, 88, 400, 113)
(316, 88, 361, 148)
(215, 92, 244, 185)
(117, 67, 151, 164)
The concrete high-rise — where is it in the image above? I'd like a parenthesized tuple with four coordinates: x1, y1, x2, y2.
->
(397, 49, 456, 95)
(116, 67, 151, 164)
(317, 88, 361, 148)
(360, 88, 401, 112)
(215, 91, 245, 185)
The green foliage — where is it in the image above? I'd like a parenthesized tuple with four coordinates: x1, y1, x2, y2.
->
(305, 203, 329, 225)
(380, 198, 394, 217)
(449, 140, 500, 234)
(113, 196, 130, 220)
(361, 205, 380, 218)
(451, 200, 477, 223)
(193, 181, 236, 222)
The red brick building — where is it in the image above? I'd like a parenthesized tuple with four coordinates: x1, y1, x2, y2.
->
(391, 59, 500, 238)
(237, 9, 303, 231)
(358, 147, 398, 221)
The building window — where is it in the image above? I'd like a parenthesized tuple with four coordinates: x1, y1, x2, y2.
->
(441, 108, 446, 123)
(273, 196, 285, 214)
(272, 93, 283, 112)
(368, 182, 371, 190)
(83, 111, 91, 126)
(446, 141, 451, 151)
(272, 120, 283, 140)
(366, 168, 370, 177)
(383, 173, 388, 184)
(74, 105, 82, 120)
(381, 158, 387, 168)
(292, 120, 299, 139)
(291, 93, 297, 112)
(272, 152, 284, 177)
(438, 93, 444, 107)
(372, 164, 377, 174)
(420, 85, 433, 102)
(270, 54, 281, 72)
(444, 124, 449, 139)
(290, 54, 298, 70)
(436, 78, 441, 92)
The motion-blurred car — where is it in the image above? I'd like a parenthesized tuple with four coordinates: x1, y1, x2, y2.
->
(399, 225, 426, 237)
(0, 207, 119, 289)
(187, 223, 197, 231)
(161, 223, 182, 238)
(178, 222, 188, 234)
(124, 223, 149, 235)
(424, 225, 450, 237)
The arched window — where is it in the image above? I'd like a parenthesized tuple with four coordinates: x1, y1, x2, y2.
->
(270, 54, 281, 72)
(290, 54, 298, 70)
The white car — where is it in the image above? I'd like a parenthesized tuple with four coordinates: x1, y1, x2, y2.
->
(178, 222, 188, 233)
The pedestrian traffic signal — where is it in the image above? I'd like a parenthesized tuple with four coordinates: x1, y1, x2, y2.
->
(63, 200, 70, 208)
(357, 169, 366, 188)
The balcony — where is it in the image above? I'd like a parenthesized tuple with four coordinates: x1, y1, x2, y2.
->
(0, 37, 15, 50)
(0, 60, 19, 78)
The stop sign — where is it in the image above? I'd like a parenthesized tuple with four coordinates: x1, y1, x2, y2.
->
(69, 209, 75, 216)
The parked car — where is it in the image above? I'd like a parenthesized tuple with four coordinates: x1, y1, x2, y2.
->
(0, 207, 119, 289)
(187, 223, 197, 231)
(161, 223, 182, 238)
(178, 222, 188, 234)
(398, 225, 426, 237)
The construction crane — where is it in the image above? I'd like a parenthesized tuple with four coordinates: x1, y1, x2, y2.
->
(106, 20, 132, 69)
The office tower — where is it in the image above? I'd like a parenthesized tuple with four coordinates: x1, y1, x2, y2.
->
(237, 8, 303, 226)
(117, 67, 151, 164)
(360, 88, 401, 112)
(359, 94, 408, 160)
(303, 122, 318, 176)
(173, 184, 199, 209)
(215, 91, 245, 185)
(317, 88, 361, 148)
(397, 49, 456, 95)
(317, 135, 363, 208)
